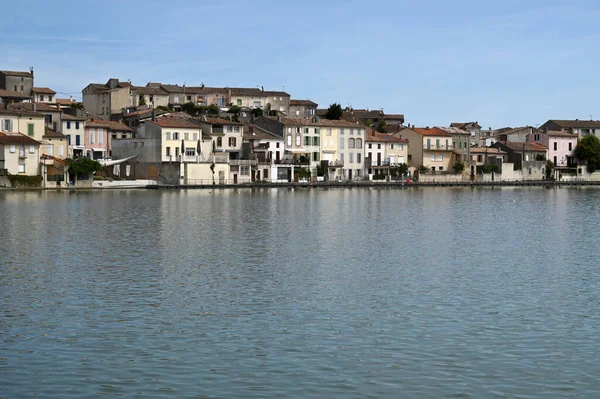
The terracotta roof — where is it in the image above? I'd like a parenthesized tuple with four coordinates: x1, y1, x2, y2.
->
(383, 114, 405, 120)
(56, 98, 77, 105)
(263, 90, 290, 97)
(149, 117, 202, 129)
(413, 127, 453, 137)
(122, 109, 168, 118)
(290, 99, 317, 106)
(8, 102, 61, 113)
(0, 89, 30, 98)
(185, 86, 228, 94)
(379, 133, 407, 143)
(244, 125, 282, 140)
(545, 130, 578, 138)
(0, 107, 43, 117)
(229, 87, 266, 97)
(44, 127, 66, 138)
(436, 126, 470, 135)
(62, 113, 86, 121)
(201, 117, 243, 126)
(0, 70, 33, 78)
(0, 132, 40, 145)
(499, 126, 532, 136)
(502, 141, 548, 152)
(33, 87, 56, 94)
(86, 119, 132, 131)
(450, 122, 481, 129)
(470, 147, 506, 154)
(547, 119, 600, 129)
(131, 86, 168, 95)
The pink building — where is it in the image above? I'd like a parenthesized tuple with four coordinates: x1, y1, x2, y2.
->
(85, 119, 132, 160)
(528, 130, 578, 174)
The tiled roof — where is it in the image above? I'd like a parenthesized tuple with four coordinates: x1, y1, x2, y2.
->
(62, 113, 86, 121)
(0, 132, 40, 145)
(44, 127, 66, 138)
(547, 119, 600, 129)
(436, 126, 470, 135)
(86, 119, 132, 131)
(243, 125, 282, 140)
(0, 107, 43, 117)
(122, 109, 168, 118)
(499, 126, 532, 136)
(0, 90, 30, 98)
(131, 86, 168, 95)
(350, 109, 383, 119)
(55, 98, 77, 105)
(229, 87, 266, 97)
(0, 70, 33, 77)
(470, 147, 506, 154)
(413, 127, 453, 137)
(502, 141, 548, 152)
(201, 117, 244, 126)
(545, 130, 578, 138)
(379, 133, 407, 143)
(383, 114, 405, 120)
(290, 99, 317, 106)
(186, 86, 228, 94)
(33, 87, 56, 94)
(263, 90, 290, 97)
(149, 117, 202, 129)
(8, 102, 61, 113)
(266, 116, 364, 129)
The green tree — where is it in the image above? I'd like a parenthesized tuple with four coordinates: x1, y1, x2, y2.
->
(64, 157, 102, 177)
(574, 135, 600, 172)
(375, 120, 387, 133)
(69, 102, 84, 110)
(207, 104, 219, 115)
(546, 160, 554, 179)
(139, 96, 147, 106)
(482, 164, 499, 174)
(325, 103, 343, 120)
(390, 163, 409, 178)
(452, 161, 465, 174)
(363, 119, 373, 128)
(182, 101, 196, 115)
(228, 105, 241, 114)
(251, 108, 263, 117)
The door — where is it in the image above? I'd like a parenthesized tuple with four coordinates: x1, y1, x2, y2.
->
(377, 153, 381, 166)
(276, 151, 280, 162)
(348, 169, 353, 181)
(233, 174, 238, 184)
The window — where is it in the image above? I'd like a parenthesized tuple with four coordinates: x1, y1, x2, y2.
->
(356, 138, 362, 148)
(368, 143, 372, 149)
(327, 129, 332, 136)
(553, 142, 557, 151)
(227, 126, 233, 132)
(357, 153, 362, 163)
(89, 129, 95, 144)
(186, 148, 195, 156)
(340, 153, 344, 163)
(217, 137, 222, 147)
(2, 119, 13, 131)
(276, 142, 280, 148)
(66, 121, 71, 130)
(436, 139, 440, 148)
(234, 126, 240, 132)
(313, 137, 319, 146)
(241, 166, 250, 175)
(339, 137, 344, 149)
(76, 122, 80, 129)
(175, 147, 179, 157)
(305, 136, 311, 145)
(98, 129, 103, 144)
(18, 164, 25, 173)
(296, 135, 301, 146)
(9, 145, 15, 153)
(237, 99, 242, 106)
(437, 155, 443, 161)
(439, 167, 444, 171)
(228, 137, 237, 147)
(391, 144, 394, 149)
(340, 129, 345, 135)
(29, 145, 35, 153)
(304, 128, 309, 134)
(399, 144, 403, 151)
(166, 147, 171, 156)
(477, 155, 483, 162)
(348, 138, 355, 148)
(149, 96, 154, 102)
(40, 95, 44, 102)
(287, 135, 292, 146)
(67, 135, 71, 145)
(184, 132, 189, 140)
(76, 135, 80, 145)
(377, 144, 381, 150)
(554, 156, 557, 165)
(569, 142, 572, 151)
(49, 95, 53, 102)
(58, 145, 64, 157)
(166, 132, 171, 140)
(112, 134, 117, 139)
(312, 152, 319, 162)
(28, 124, 34, 136)
(408, 154, 412, 161)
(431, 154, 436, 161)
(173, 132, 179, 140)
(349, 153, 354, 163)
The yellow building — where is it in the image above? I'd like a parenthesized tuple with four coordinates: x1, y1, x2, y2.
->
(400, 127, 454, 172)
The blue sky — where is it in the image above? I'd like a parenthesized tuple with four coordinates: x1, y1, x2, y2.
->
(2, 0, 599, 128)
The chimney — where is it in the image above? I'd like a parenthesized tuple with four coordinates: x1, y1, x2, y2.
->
(261, 86, 264, 92)
(152, 109, 156, 122)
(33, 103, 36, 112)
(201, 82, 205, 89)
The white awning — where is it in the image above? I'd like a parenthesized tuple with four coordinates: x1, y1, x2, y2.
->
(285, 149, 310, 153)
(88, 148, 106, 152)
(99, 155, 137, 166)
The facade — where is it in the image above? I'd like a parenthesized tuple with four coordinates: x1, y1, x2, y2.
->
(85, 119, 132, 159)
(436, 126, 471, 164)
(130, 86, 169, 108)
(32, 88, 56, 103)
(229, 88, 290, 114)
(491, 141, 548, 171)
(244, 125, 285, 182)
(0, 107, 46, 142)
(528, 130, 578, 173)
(497, 126, 535, 143)
(450, 122, 481, 146)
(401, 127, 454, 172)
(365, 130, 409, 178)
(7, 102, 63, 133)
(82, 78, 131, 120)
(289, 100, 317, 117)
(0, 70, 34, 96)
(539, 119, 600, 138)
(0, 132, 40, 175)
(62, 114, 86, 157)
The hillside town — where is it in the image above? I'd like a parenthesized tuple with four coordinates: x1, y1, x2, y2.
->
(0, 67, 599, 188)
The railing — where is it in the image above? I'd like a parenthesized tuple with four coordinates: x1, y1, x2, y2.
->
(328, 160, 344, 167)
(273, 159, 310, 165)
(424, 144, 453, 150)
(172, 154, 230, 163)
(18, 150, 26, 158)
(229, 159, 257, 166)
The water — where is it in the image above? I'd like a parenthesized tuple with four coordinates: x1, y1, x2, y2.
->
(1, 187, 599, 398)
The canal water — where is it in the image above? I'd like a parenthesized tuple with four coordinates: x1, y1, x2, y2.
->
(1, 188, 599, 398)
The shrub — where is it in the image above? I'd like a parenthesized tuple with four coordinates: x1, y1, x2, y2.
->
(7, 174, 43, 188)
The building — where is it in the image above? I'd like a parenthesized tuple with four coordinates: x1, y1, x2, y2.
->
(450, 122, 481, 146)
(539, 119, 600, 138)
(289, 100, 317, 117)
(364, 130, 408, 179)
(130, 86, 169, 108)
(8, 102, 63, 133)
(469, 147, 507, 176)
(82, 78, 131, 120)
(62, 114, 86, 157)
(198, 117, 244, 160)
(85, 119, 132, 159)
(229, 88, 290, 114)
(491, 141, 548, 172)
(400, 127, 454, 172)
(243, 124, 285, 182)
(528, 130, 578, 176)
(0, 107, 46, 142)
(32, 88, 56, 103)
(0, 69, 34, 97)
(0, 132, 40, 175)
(496, 126, 535, 143)
(436, 126, 471, 164)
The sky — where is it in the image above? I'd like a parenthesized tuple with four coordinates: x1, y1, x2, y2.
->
(1, 0, 599, 128)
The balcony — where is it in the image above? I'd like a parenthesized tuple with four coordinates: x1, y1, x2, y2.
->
(328, 160, 344, 167)
(424, 144, 453, 150)
(229, 159, 257, 166)
(274, 158, 310, 165)
(18, 151, 27, 159)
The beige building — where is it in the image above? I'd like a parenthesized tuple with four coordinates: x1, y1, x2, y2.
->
(0, 132, 41, 175)
(365, 130, 408, 179)
(400, 127, 454, 172)
(32, 87, 56, 103)
(82, 78, 131, 120)
(131, 86, 169, 108)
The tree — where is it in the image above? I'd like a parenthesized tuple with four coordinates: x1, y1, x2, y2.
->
(206, 104, 219, 115)
(376, 120, 387, 133)
(452, 161, 465, 174)
(574, 135, 600, 172)
(64, 157, 102, 177)
(390, 163, 409, 179)
(251, 108, 263, 117)
(182, 101, 196, 115)
(482, 164, 499, 174)
(139, 96, 147, 106)
(228, 105, 241, 114)
(325, 103, 343, 120)
(546, 160, 554, 179)
(363, 119, 373, 128)
(69, 102, 84, 110)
